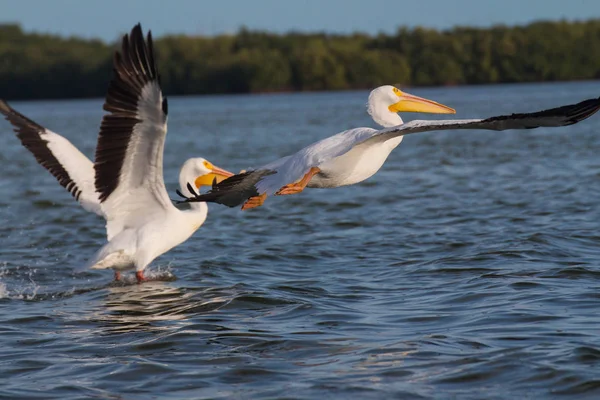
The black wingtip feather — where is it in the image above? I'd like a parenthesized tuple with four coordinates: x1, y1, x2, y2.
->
(95, 23, 166, 203)
(483, 96, 600, 128)
(0, 100, 83, 200)
(162, 97, 168, 116)
(186, 182, 198, 197)
(176, 170, 277, 208)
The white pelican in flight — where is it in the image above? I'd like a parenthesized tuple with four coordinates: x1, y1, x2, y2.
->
(181, 85, 600, 210)
(0, 25, 233, 282)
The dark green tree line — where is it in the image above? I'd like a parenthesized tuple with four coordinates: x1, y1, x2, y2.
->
(1, 20, 600, 100)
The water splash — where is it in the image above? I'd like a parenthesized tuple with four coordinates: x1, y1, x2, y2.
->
(0, 263, 42, 300)
(0, 281, 8, 299)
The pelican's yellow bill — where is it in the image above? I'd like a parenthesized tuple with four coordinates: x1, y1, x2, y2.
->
(195, 166, 234, 188)
(389, 91, 455, 114)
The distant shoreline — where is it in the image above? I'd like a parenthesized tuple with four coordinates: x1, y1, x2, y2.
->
(1, 20, 599, 101)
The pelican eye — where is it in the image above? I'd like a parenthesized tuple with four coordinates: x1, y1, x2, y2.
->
(203, 161, 214, 170)
(392, 87, 402, 96)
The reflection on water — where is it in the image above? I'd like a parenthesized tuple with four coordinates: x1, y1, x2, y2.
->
(94, 282, 194, 334)
(2, 82, 600, 398)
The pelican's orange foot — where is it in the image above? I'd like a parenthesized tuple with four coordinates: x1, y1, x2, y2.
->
(275, 167, 321, 196)
(241, 193, 267, 210)
(276, 183, 305, 195)
(136, 271, 146, 283)
(114, 271, 122, 281)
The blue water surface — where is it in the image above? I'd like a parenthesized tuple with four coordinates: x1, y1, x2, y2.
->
(1, 82, 600, 399)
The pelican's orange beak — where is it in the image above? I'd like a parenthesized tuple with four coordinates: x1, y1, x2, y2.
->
(194, 165, 234, 188)
(389, 87, 455, 114)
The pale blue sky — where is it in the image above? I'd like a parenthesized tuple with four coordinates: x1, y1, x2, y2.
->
(2, 0, 599, 41)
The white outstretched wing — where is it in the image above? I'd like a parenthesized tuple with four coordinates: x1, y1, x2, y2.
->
(372, 96, 600, 142)
(0, 100, 102, 215)
(94, 24, 171, 240)
(254, 128, 377, 195)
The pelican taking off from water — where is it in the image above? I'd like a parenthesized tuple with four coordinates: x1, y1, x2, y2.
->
(180, 85, 600, 210)
(0, 24, 233, 282)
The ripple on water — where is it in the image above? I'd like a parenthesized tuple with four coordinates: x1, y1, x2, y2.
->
(2, 84, 600, 398)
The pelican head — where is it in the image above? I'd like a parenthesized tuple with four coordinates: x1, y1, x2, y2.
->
(179, 157, 233, 196)
(367, 85, 455, 128)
